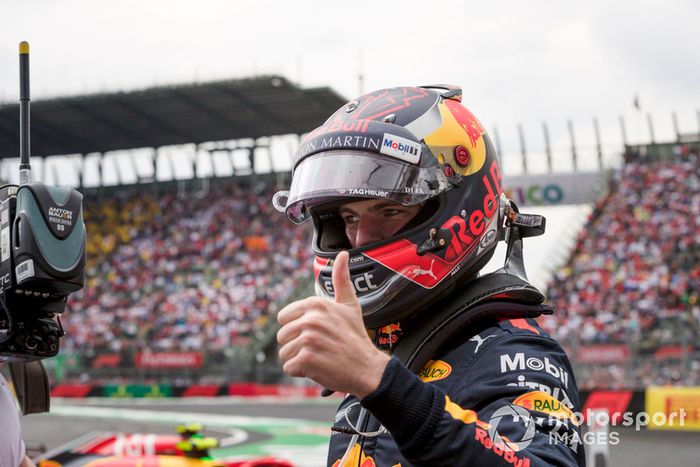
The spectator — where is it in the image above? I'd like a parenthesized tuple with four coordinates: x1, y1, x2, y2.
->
(544, 158, 700, 387)
(65, 181, 312, 359)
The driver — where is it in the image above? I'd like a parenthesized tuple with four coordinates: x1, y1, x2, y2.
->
(275, 85, 585, 466)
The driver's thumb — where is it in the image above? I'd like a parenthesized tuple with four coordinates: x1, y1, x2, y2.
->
(332, 251, 360, 306)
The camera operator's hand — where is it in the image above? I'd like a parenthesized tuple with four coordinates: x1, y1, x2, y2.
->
(277, 251, 390, 399)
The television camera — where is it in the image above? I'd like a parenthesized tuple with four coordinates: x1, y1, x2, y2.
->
(0, 42, 86, 414)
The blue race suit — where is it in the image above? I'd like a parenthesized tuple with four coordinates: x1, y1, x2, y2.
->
(327, 317, 585, 467)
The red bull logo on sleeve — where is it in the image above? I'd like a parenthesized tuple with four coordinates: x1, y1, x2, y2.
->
(474, 427, 532, 467)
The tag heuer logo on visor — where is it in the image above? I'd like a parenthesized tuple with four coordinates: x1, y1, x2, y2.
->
(380, 133, 421, 164)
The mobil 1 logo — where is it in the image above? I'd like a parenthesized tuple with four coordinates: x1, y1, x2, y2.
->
(500, 352, 570, 388)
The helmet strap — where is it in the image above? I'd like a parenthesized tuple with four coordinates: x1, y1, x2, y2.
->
(500, 201, 546, 281)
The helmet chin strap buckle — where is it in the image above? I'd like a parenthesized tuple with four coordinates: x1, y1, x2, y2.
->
(497, 202, 546, 282)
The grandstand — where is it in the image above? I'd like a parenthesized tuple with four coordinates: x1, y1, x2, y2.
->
(67, 177, 313, 384)
(544, 145, 700, 390)
(49, 142, 698, 391)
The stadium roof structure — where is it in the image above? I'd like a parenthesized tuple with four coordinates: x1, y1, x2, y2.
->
(0, 76, 347, 159)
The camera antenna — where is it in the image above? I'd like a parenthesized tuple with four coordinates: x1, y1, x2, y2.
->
(19, 41, 32, 186)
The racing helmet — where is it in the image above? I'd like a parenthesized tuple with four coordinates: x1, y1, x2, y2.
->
(274, 85, 506, 328)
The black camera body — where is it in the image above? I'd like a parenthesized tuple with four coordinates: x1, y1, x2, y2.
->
(0, 182, 86, 361)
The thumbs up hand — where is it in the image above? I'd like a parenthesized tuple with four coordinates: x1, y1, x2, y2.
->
(330, 250, 362, 308)
(277, 251, 390, 398)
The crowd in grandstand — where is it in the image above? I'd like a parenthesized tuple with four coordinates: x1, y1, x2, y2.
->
(574, 358, 700, 391)
(544, 147, 700, 387)
(66, 180, 312, 361)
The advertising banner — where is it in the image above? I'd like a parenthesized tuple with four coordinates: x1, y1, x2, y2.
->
(583, 390, 633, 421)
(91, 353, 122, 368)
(503, 171, 604, 207)
(103, 384, 172, 398)
(653, 346, 694, 360)
(646, 387, 700, 431)
(575, 345, 630, 364)
(181, 385, 222, 397)
(134, 351, 203, 369)
(51, 384, 95, 398)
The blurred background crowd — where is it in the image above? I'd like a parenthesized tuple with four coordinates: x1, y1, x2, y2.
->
(60, 151, 699, 389)
(66, 181, 311, 368)
(544, 149, 700, 388)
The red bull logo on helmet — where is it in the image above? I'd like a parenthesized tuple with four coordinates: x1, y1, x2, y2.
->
(441, 160, 502, 261)
(444, 99, 485, 149)
(424, 100, 488, 177)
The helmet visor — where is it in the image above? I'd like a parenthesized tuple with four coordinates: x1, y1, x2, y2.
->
(278, 150, 451, 223)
